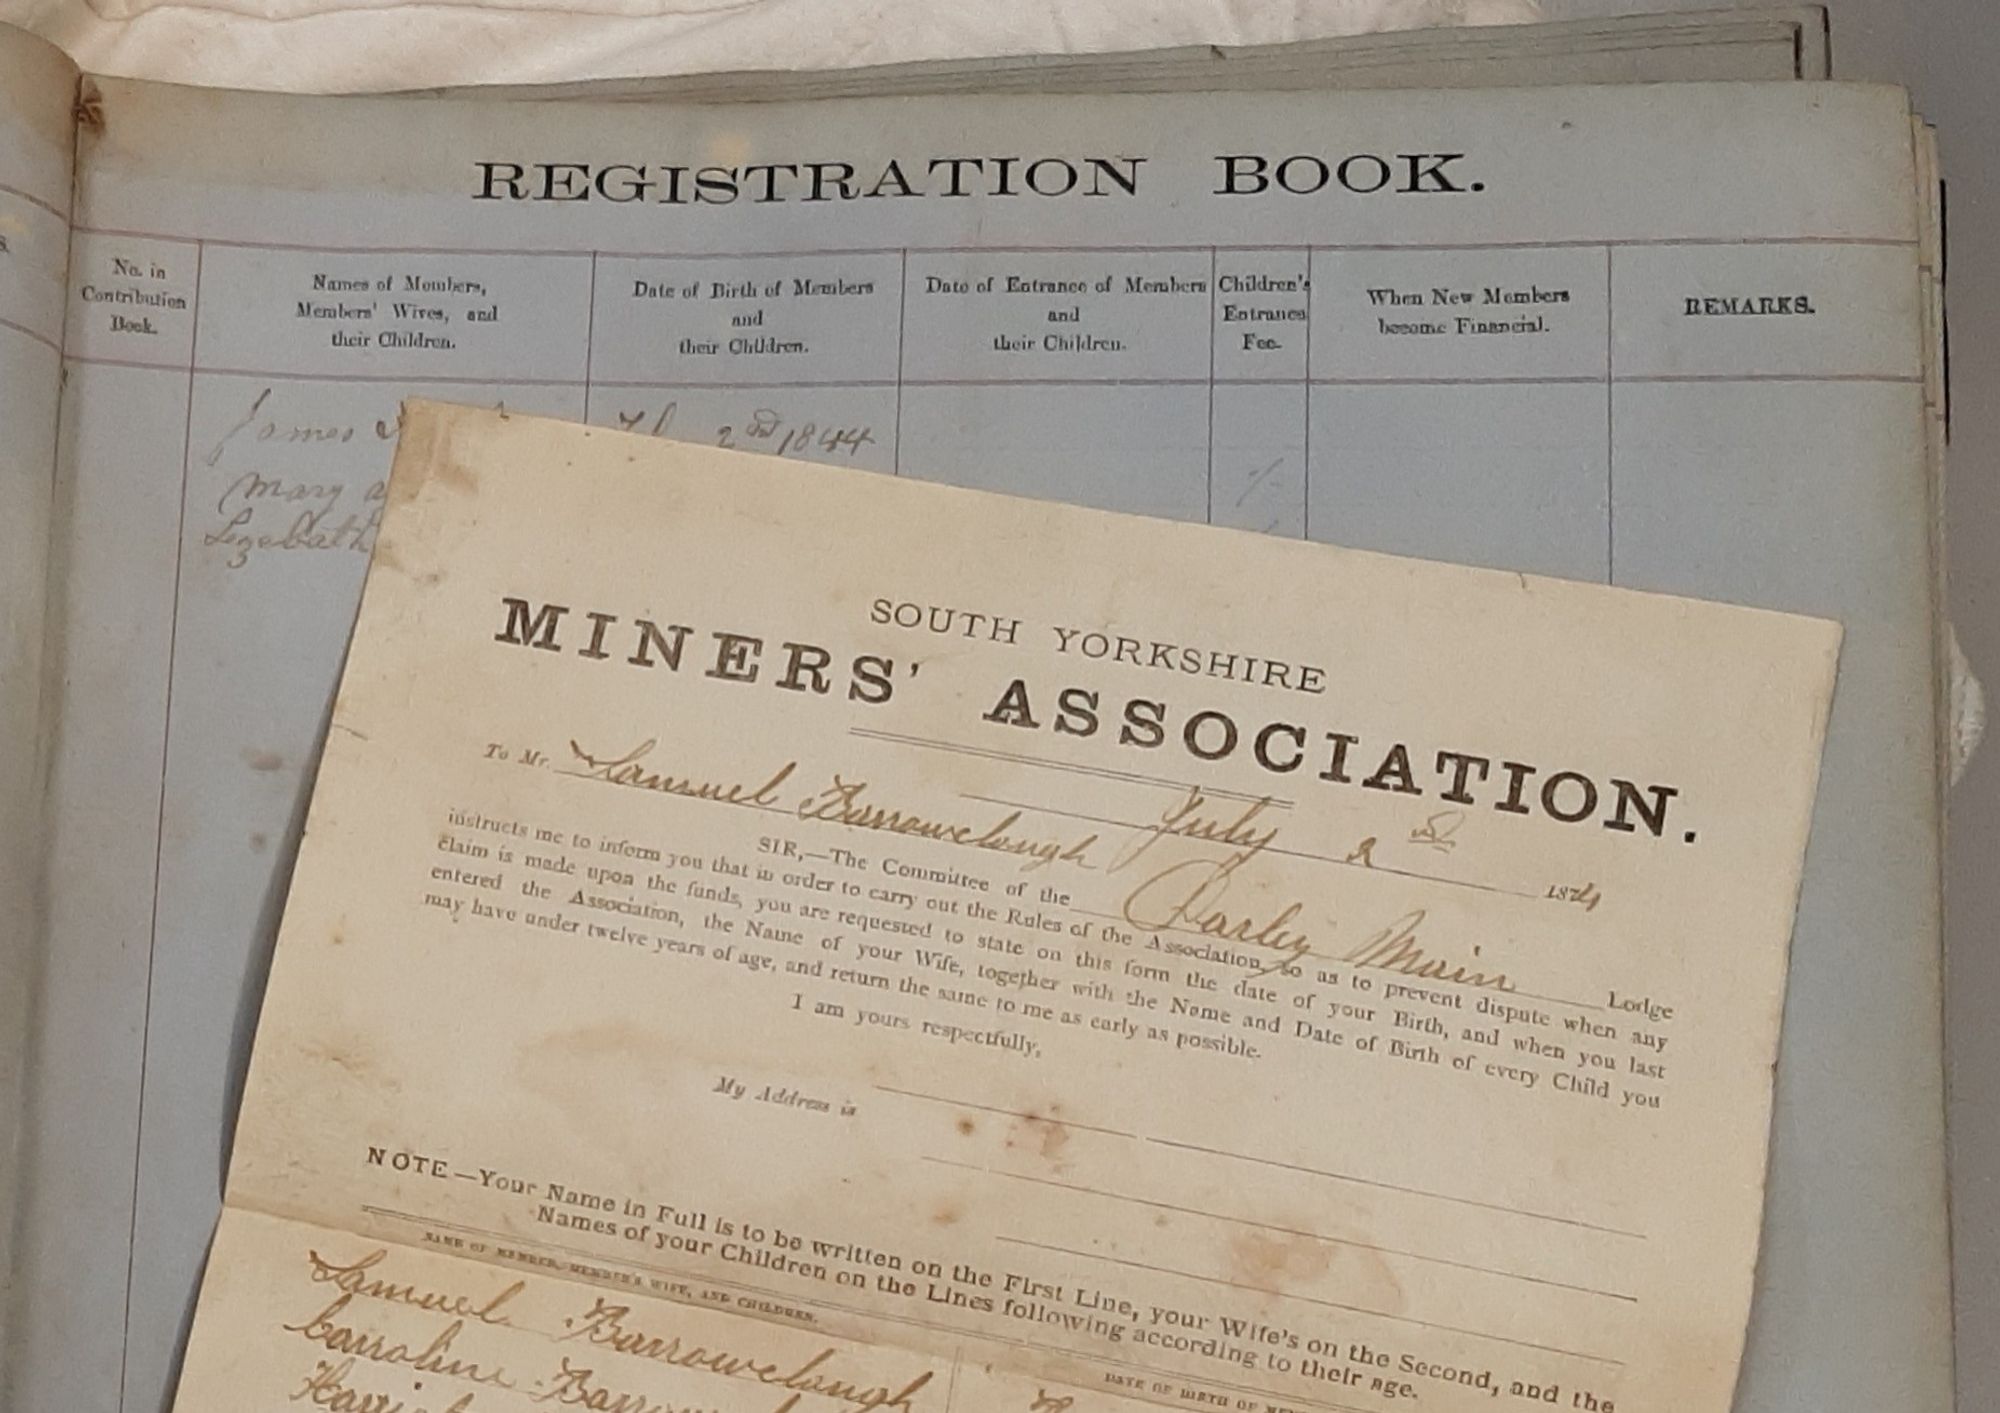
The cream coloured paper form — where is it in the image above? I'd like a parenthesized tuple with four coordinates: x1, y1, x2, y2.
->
(174, 401, 1838, 1413)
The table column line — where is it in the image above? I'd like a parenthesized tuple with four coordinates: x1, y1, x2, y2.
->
(1205, 245, 1217, 524)
(120, 236, 203, 1413)
(582, 250, 599, 423)
(1605, 243, 1615, 585)
(894, 248, 908, 476)
(1303, 246, 1315, 542)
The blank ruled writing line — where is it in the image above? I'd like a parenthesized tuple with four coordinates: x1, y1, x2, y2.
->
(590, 376, 896, 389)
(887, 1091, 1635, 1240)
(1616, 371, 1924, 384)
(923, 1156, 1638, 1303)
(905, 376, 1213, 388)
(1308, 374, 1600, 386)
(1147, 1136, 1645, 1238)
(1505, 986, 1606, 1012)
(995, 1237, 1624, 1368)
(580, 376, 892, 388)
(846, 726, 1292, 806)
(958, 792, 1539, 902)
(877, 1085, 1138, 1140)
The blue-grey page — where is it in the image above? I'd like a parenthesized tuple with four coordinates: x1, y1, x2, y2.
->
(4, 72, 1947, 1413)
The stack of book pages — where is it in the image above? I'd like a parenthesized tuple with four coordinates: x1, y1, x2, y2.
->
(0, 5, 1953, 1413)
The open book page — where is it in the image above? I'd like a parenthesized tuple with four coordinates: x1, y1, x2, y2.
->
(448, 8, 1829, 104)
(0, 18, 74, 1371)
(172, 400, 1841, 1413)
(13, 72, 1944, 1413)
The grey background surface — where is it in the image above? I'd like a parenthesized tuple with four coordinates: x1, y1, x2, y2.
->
(1826, 0, 2000, 1404)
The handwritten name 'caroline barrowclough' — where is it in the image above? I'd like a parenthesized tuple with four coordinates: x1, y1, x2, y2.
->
(492, 596, 1690, 844)
(469, 152, 1482, 205)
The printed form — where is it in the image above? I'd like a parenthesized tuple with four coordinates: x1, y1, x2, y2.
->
(169, 402, 1840, 1413)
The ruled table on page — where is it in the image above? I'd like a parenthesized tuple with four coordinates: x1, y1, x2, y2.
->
(66, 230, 1920, 561)
(14, 77, 1942, 1413)
(37, 223, 1921, 1413)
